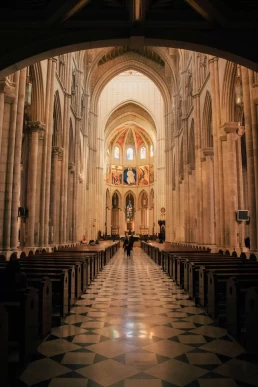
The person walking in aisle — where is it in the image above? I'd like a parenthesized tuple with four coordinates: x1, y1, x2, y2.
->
(123, 235, 129, 257)
(127, 234, 134, 259)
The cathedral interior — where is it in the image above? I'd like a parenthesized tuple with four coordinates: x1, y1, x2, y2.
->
(1, 1, 258, 386)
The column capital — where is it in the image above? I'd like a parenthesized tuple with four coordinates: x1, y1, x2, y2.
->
(202, 147, 214, 157)
(220, 121, 238, 134)
(27, 121, 46, 132)
(0, 77, 15, 96)
(68, 162, 76, 172)
(52, 146, 61, 156)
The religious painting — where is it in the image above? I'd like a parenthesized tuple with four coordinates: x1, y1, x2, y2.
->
(149, 164, 154, 184)
(106, 164, 111, 184)
(138, 165, 149, 186)
(111, 165, 123, 185)
(124, 167, 137, 185)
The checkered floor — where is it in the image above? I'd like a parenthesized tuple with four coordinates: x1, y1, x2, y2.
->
(18, 248, 258, 386)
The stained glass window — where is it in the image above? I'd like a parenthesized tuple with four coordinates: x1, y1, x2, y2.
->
(126, 200, 133, 221)
(114, 146, 120, 159)
(150, 145, 154, 157)
(140, 147, 146, 159)
(127, 147, 134, 160)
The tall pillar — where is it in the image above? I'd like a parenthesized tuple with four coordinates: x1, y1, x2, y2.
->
(51, 146, 60, 245)
(248, 70, 258, 249)
(44, 58, 57, 246)
(11, 69, 26, 250)
(242, 67, 257, 251)
(3, 72, 20, 251)
(26, 123, 42, 247)
(39, 59, 52, 246)
(209, 57, 222, 248)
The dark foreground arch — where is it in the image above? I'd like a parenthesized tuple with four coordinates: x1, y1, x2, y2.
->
(0, 29, 258, 78)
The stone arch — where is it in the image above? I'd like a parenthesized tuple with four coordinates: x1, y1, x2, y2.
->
(91, 59, 171, 115)
(179, 140, 184, 180)
(105, 101, 157, 149)
(202, 91, 213, 148)
(150, 188, 154, 209)
(53, 91, 63, 147)
(124, 190, 137, 209)
(138, 190, 148, 209)
(188, 119, 195, 169)
(106, 188, 111, 209)
(29, 62, 44, 123)
(68, 119, 75, 164)
(112, 190, 121, 209)
(221, 62, 237, 122)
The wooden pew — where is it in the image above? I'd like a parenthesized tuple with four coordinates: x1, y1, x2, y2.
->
(20, 257, 80, 300)
(15, 262, 75, 310)
(0, 266, 69, 322)
(207, 271, 258, 321)
(27, 277, 52, 337)
(0, 303, 8, 386)
(198, 262, 258, 307)
(54, 251, 98, 281)
(226, 277, 258, 338)
(50, 252, 95, 287)
(185, 256, 244, 294)
(0, 269, 53, 336)
(245, 287, 258, 355)
(0, 287, 39, 364)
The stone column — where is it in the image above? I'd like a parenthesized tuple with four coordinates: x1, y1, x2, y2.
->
(248, 69, 258, 248)
(39, 59, 52, 246)
(209, 57, 222, 248)
(3, 72, 20, 251)
(242, 66, 257, 250)
(44, 58, 57, 246)
(221, 123, 239, 248)
(11, 69, 26, 250)
(26, 122, 43, 247)
(51, 146, 60, 245)
(60, 54, 72, 244)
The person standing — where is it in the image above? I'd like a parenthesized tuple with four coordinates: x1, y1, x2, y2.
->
(123, 235, 129, 257)
(127, 235, 134, 258)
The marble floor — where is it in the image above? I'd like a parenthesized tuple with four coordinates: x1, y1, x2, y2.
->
(18, 248, 258, 387)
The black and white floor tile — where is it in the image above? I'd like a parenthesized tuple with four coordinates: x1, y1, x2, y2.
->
(17, 248, 258, 387)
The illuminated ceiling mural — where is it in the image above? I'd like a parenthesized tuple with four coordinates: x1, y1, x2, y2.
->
(110, 124, 152, 150)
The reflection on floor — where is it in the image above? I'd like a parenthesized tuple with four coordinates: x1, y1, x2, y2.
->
(19, 248, 258, 387)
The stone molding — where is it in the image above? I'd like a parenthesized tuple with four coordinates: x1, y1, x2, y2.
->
(27, 121, 46, 132)
(220, 121, 238, 134)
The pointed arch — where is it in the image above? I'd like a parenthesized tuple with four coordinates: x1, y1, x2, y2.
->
(188, 119, 195, 169)
(112, 189, 122, 208)
(202, 91, 213, 148)
(124, 190, 137, 209)
(68, 119, 75, 164)
(179, 140, 184, 180)
(221, 62, 237, 122)
(106, 188, 111, 209)
(28, 62, 44, 122)
(150, 188, 154, 209)
(138, 190, 148, 209)
(53, 91, 63, 147)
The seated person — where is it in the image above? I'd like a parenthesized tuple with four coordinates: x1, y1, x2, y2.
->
(5, 255, 27, 289)
(81, 236, 87, 244)
(89, 240, 95, 246)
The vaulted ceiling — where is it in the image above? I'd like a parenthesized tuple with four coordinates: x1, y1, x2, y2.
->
(109, 124, 152, 150)
(1, 0, 258, 76)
